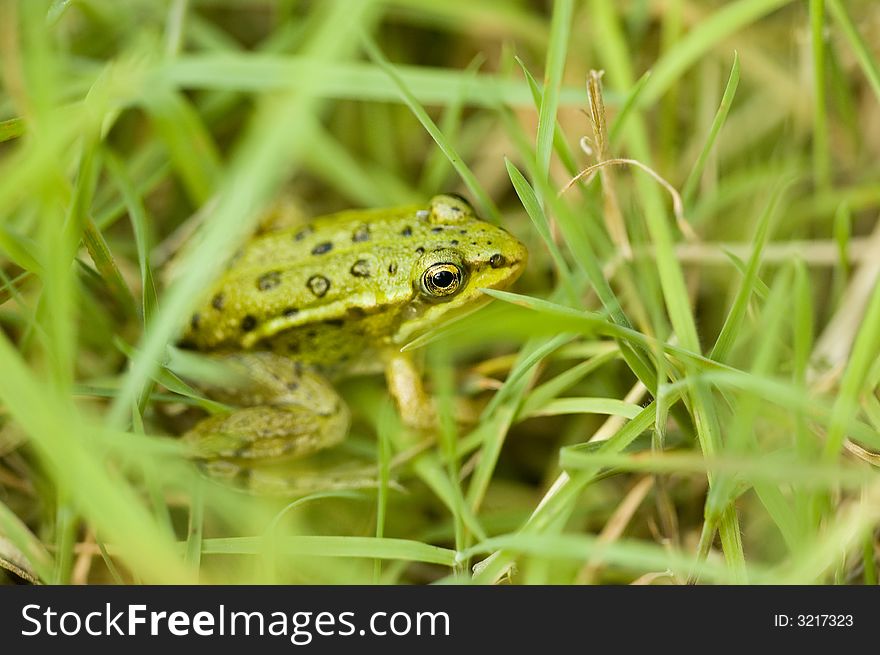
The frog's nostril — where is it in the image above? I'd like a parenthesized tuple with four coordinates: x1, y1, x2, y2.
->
(489, 253, 506, 269)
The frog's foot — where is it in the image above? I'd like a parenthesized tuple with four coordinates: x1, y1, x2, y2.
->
(244, 461, 404, 496)
(183, 404, 349, 462)
(196, 457, 390, 496)
(182, 352, 351, 488)
(190, 439, 403, 496)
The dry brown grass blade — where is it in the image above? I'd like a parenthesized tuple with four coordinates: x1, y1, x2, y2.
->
(812, 214, 880, 375)
(585, 70, 631, 258)
(809, 213, 880, 466)
(576, 476, 656, 584)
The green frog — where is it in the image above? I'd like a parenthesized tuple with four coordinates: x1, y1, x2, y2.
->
(178, 194, 527, 492)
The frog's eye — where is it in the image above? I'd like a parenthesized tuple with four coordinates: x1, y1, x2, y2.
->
(422, 263, 464, 299)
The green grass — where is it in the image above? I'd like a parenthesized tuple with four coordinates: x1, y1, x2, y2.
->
(1, 0, 879, 585)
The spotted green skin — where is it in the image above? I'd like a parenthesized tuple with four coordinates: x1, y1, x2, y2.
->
(181, 195, 527, 492)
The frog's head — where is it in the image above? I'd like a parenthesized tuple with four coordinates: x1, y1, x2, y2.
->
(394, 194, 528, 343)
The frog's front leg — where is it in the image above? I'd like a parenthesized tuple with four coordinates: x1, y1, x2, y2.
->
(383, 350, 481, 431)
(182, 352, 350, 482)
(383, 350, 437, 430)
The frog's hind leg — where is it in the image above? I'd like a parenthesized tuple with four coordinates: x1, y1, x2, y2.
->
(182, 352, 350, 485)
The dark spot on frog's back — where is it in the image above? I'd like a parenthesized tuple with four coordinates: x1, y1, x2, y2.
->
(311, 241, 333, 256)
(256, 270, 281, 291)
(241, 315, 258, 332)
(294, 226, 313, 241)
(324, 319, 345, 328)
(307, 274, 331, 298)
(352, 224, 371, 242)
(282, 307, 299, 317)
(415, 247, 425, 254)
(489, 254, 506, 269)
(388, 262, 398, 275)
(401, 226, 412, 237)
(211, 293, 225, 310)
(431, 227, 444, 233)
(350, 259, 371, 278)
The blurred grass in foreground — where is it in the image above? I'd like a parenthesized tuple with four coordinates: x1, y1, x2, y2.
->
(1, 0, 879, 584)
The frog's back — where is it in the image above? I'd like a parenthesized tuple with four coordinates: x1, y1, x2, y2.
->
(181, 197, 521, 372)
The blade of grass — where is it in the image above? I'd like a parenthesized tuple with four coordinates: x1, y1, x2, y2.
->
(827, 0, 880, 102)
(472, 399, 665, 583)
(140, 86, 222, 206)
(386, 0, 549, 49)
(637, 0, 794, 107)
(505, 159, 576, 300)
(158, 55, 597, 108)
(81, 217, 138, 318)
(184, 479, 204, 573)
(526, 397, 643, 419)
(0, 117, 25, 142)
(578, 3, 740, 561)
(518, 347, 619, 418)
(607, 69, 651, 145)
(0, 499, 54, 583)
(374, 399, 394, 581)
(682, 53, 740, 208)
(202, 536, 457, 567)
(466, 532, 740, 583)
(108, 0, 381, 428)
(419, 54, 485, 194)
(810, 0, 830, 190)
(362, 36, 500, 222)
(773, 482, 880, 583)
(0, 334, 194, 582)
(534, 0, 573, 186)
(104, 149, 159, 324)
(515, 56, 580, 177)
(823, 275, 880, 459)
(710, 181, 785, 361)
(658, 0, 685, 168)
(303, 118, 419, 206)
(722, 250, 770, 299)
(51, 501, 77, 584)
(164, 0, 188, 58)
(833, 202, 852, 284)
(560, 449, 873, 488)
(0, 224, 42, 273)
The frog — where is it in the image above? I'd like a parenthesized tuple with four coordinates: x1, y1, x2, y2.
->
(177, 194, 527, 493)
